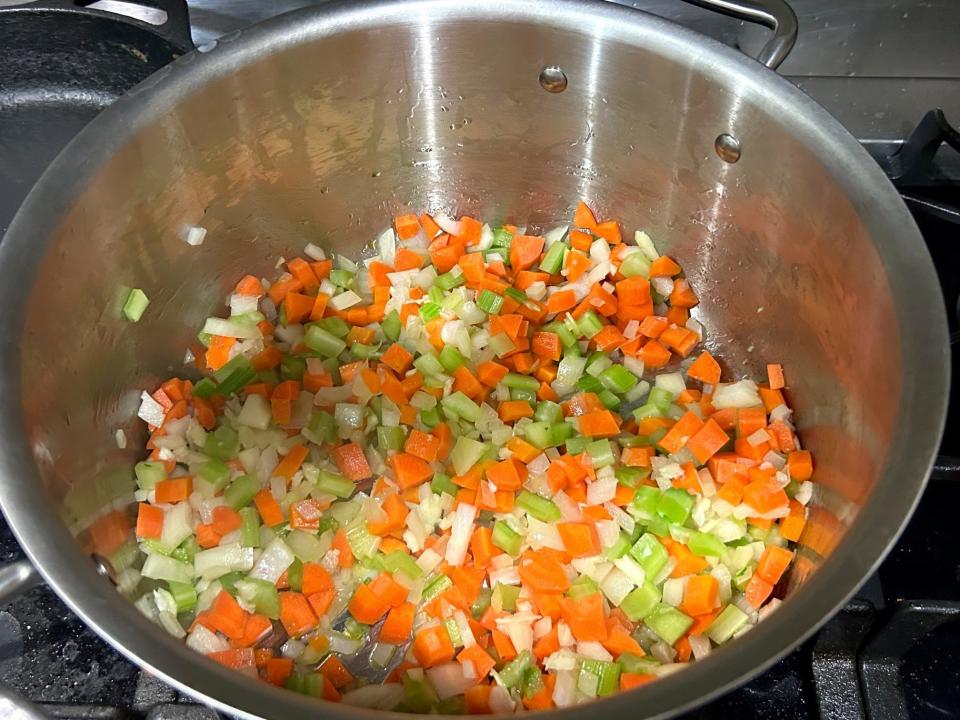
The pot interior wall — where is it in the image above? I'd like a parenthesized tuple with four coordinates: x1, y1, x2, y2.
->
(18, 6, 898, 644)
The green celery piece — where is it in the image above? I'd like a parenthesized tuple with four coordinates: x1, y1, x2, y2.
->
(587, 439, 614, 468)
(522, 421, 553, 449)
(204, 425, 239, 461)
(197, 459, 231, 493)
(413, 352, 445, 378)
(477, 289, 504, 315)
(170, 537, 200, 564)
(510, 387, 536, 404)
(239, 507, 260, 547)
(377, 425, 407, 454)
(503, 373, 540, 393)
(280, 355, 306, 381)
(565, 436, 589, 455)
(471, 587, 492, 619)
(534, 400, 563, 424)
(450, 436, 487, 476)
(351, 343, 379, 360)
(644, 604, 693, 645)
(492, 226, 514, 248)
(315, 470, 355, 499)
(619, 652, 659, 675)
(382, 310, 402, 341)
(687, 531, 728, 557)
(134, 461, 166, 490)
(604, 532, 632, 560)
(566, 576, 599, 600)
(431, 473, 458, 497)
(401, 671, 439, 713)
(422, 573, 453, 602)
(539, 242, 566, 274)
(598, 389, 621, 410)
(122, 288, 150, 322)
(441, 391, 481, 422)
(443, 617, 463, 647)
(166, 581, 197, 613)
(218, 570, 246, 595)
(383, 550, 423, 580)
(707, 604, 749, 644)
(580, 658, 621, 696)
(419, 302, 441, 322)
(287, 558, 303, 592)
(629, 533, 669, 578)
(499, 650, 534, 689)
(620, 582, 661, 621)
(438, 345, 467, 372)
(648, 387, 674, 412)
(223, 474, 258, 510)
(304, 325, 346, 358)
(631, 486, 660, 518)
(492, 521, 522, 556)
(616, 466, 651, 488)
(330, 268, 355, 289)
(343, 617, 369, 640)
(579, 375, 604, 395)
(516, 490, 561, 522)
(492, 582, 521, 612)
(191, 377, 218, 399)
(645, 515, 670, 537)
(420, 405, 442, 429)
(577, 310, 603, 338)
(308, 410, 337, 444)
(657, 488, 695, 524)
(599, 364, 638, 393)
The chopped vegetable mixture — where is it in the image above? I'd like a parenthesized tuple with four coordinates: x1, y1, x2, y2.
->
(130, 201, 813, 712)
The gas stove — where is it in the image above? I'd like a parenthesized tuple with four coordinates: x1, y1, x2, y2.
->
(0, 1, 958, 719)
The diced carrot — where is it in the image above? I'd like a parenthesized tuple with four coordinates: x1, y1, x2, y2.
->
(545, 290, 577, 314)
(660, 325, 698, 357)
(531, 332, 562, 361)
(780, 500, 807, 542)
(593, 220, 621, 244)
(686, 418, 729, 463)
(331, 442, 372, 481)
(574, 201, 597, 230)
(491, 628, 517, 661)
(453, 366, 484, 399)
(389, 452, 433, 489)
(756, 545, 794, 585)
(649, 255, 682, 277)
(348, 582, 391, 624)
(235, 274, 264, 296)
(517, 555, 570, 593)
(195, 523, 222, 549)
(658, 411, 704, 454)
(404, 429, 441, 463)
(265, 657, 294, 686)
(477, 360, 509, 387)
(381, 343, 414, 374)
(637, 339, 671, 369)
(742, 478, 788, 514)
(154, 476, 192, 504)
(135, 503, 164, 539)
(498, 400, 534, 423)
(274, 444, 309, 481)
(745, 574, 774, 609)
(254, 489, 285, 527)
(278, 592, 317, 637)
(620, 673, 655, 691)
(615, 276, 651, 306)
(211, 505, 243, 535)
(510, 235, 545, 271)
(577, 410, 621, 437)
(602, 625, 644, 658)
(556, 522, 601, 557)
(470, 526, 497, 569)
(380, 602, 416, 644)
(681, 575, 720, 617)
(412, 625, 455, 668)
(563, 250, 591, 282)
(560, 592, 607, 642)
(687, 350, 721, 386)
(788, 449, 814, 481)
(464, 684, 492, 713)
(208, 590, 248, 640)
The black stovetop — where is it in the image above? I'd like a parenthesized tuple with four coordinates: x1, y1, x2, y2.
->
(1, 7, 960, 720)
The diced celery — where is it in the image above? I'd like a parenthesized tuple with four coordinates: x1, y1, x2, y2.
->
(688, 531, 727, 557)
(305, 325, 346, 357)
(315, 470, 355, 499)
(170, 537, 200, 564)
(492, 521, 522, 556)
(134, 461, 166, 490)
(580, 658, 621, 697)
(644, 604, 693, 645)
(422, 573, 453, 602)
(441, 391, 481, 422)
(224, 474, 259, 510)
(565, 436, 590, 455)
(629, 533, 669, 577)
(197, 459, 230, 492)
(450, 436, 487, 476)
(419, 302, 442, 322)
(167, 581, 197, 613)
(619, 652, 658, 674)
(598, 389, 621, 410)
(213, 356, 255, 396)
(344, 617, 369, 640)
(600, 365, 638, 394)
(657, 488, 695, 524)
(239, 507, 260, 548)
(431, 473, 458, 496)
(534, 400, 563, 424)
(236, 578, 280, 619)
(577, 374, 604, 394)
(539, 242, 566, 274)
(420, 405, 442, 429)
(383, 550, 423, 580)
(121, 288, 150, 322)
(492, 582, 521, 612)
(377, 425, 407, 454)
(503, 373, 540, 393)
(280, 355, 306, 381)
(477, 289, 504, 315)
(436, 270, 466, 291)
(577, 310, 604, 339)
(620, 252, 651, 278)
(191, 377, 218, 399)
(648, 386, 674, 412)
(382, 310, 402, 341)
(413, 352, 445, 378)
(587, 439, 615, 468)
(204, 425, 239, 461)
(566, 576, 599, 599)
(620, 582, 661, 621)
(517, 490, 561, 522)
(499, 650, 534, 689)
(286, 558, 303, 591)
(616, 466, 651, 488)
(510, 388, 536, 404)
(604, 532, 633, 560)
(438, 345, 466, 372)
(330, 268, 355, 289)
(707, 604, 749, 644)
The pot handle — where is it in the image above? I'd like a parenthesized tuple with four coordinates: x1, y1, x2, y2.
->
(0, 560, 41, 604)
(0, 0, 194, 54)
(678, 0, 798, 70)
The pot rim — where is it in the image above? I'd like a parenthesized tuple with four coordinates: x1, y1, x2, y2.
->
(0, 1, 948, 718)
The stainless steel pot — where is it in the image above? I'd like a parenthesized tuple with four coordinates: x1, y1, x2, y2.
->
(0, 0, 949, 717)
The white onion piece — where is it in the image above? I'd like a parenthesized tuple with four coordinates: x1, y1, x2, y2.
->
(137, 392, 166, 427)
(248, 538, 295, 584)
(427, 663, 477, 699)
(433, 213, 462, 237)
(587, 476, 617, 506)
(713, 380, 762, 409)
(341, 684, 405, 709)
(186, 624, 229, 654)
(445, 503, 476, 567)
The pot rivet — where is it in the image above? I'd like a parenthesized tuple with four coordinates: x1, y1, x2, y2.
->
(715, 133, 741, 163)
(539, 66, 568, 93)
(91, 554, 117, 584)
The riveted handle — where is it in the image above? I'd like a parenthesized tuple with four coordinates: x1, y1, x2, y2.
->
(679, 0, 798, 70)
